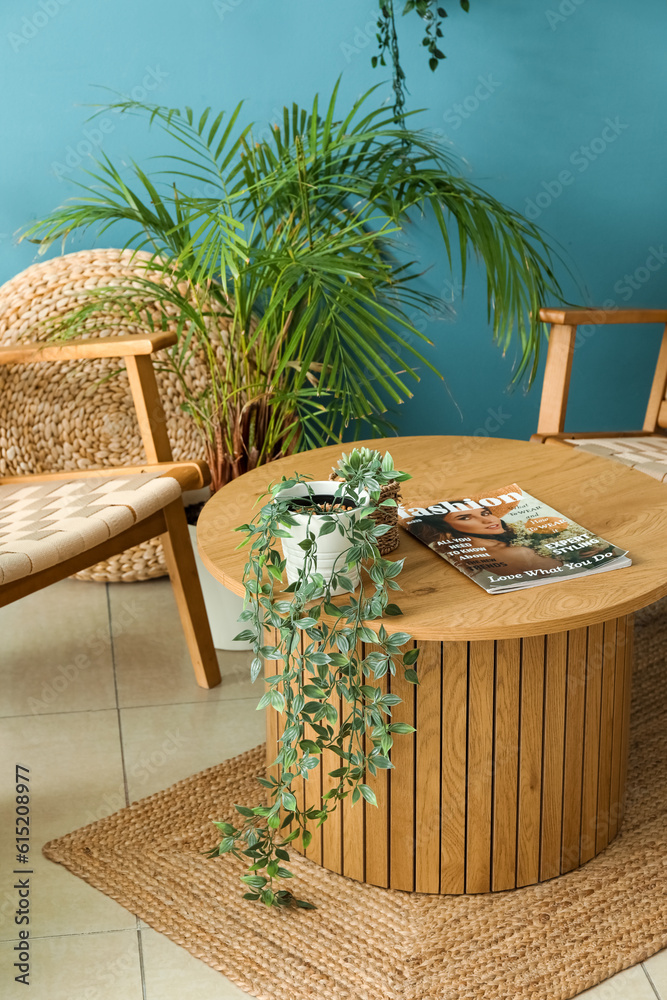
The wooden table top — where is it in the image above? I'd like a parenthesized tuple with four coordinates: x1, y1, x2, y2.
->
(197, 436, 667, 641)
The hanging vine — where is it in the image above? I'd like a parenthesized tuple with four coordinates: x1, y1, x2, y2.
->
(373, 0, 471, 121)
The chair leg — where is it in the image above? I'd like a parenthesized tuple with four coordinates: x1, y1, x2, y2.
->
(160, 499, 221, 689)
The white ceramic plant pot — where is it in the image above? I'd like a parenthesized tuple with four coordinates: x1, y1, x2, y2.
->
(187, 524, 252, 651)
(277, 481, 365, 597)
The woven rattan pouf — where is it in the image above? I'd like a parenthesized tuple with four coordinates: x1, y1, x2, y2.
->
(0, 248, 220, 582)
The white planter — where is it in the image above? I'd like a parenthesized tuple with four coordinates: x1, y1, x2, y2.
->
(187, 524, 252, 651)
(278, 481, 365, 597)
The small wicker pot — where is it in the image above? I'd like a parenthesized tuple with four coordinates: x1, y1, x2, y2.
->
(328, 474, 402, 555)
(0, 248, 225, 582)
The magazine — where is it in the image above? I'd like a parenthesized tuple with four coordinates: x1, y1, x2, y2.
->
(397, 482, 631, 594)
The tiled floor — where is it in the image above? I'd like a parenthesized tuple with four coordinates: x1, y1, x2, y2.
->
(1, 577, 667, 999)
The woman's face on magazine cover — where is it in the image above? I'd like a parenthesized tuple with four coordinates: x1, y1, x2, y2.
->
(444, 507, 504, 535)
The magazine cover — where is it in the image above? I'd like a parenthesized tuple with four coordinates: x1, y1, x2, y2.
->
(398, 482, 631, 594)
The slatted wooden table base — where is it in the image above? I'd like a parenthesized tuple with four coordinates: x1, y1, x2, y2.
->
(266, 615, 634, 893)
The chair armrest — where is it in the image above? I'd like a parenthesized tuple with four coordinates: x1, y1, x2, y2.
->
(0, 461, 211, 492)
(537, 308, 667, 438)
(540, 308, 667, 326)
(0, 332, 177, 366)
(531, 430, 651, 444)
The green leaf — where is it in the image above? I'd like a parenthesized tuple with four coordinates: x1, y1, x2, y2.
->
(387, 632, 412, 647)
(268, 690, 286, 711)
(241, 875, 267, 888)
(309, 652, 330, 665)
(328, 653, 349, 667)
(380, 693, 402, 706)
(324, 703, 338, 723)
(370, 755, 392, 769)
(384, 604, 403, 617)
(281, 791, 298, 811)
(358, 784, 377, 806)
(318, 520, 338, 536)
(235, 805, 255, 817)
(250, 657, 263, 682)
(403, 648, 419, 665)
(387, 722, 416, 734)
(336, 634, 350, 654)
(213, 821, 236, 835)
(404, 669, 419, 685)
(234, 630, 257, 643)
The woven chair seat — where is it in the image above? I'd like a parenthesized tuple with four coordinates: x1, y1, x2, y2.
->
(565, 436, 667, 481)
(0, 474, 181, 585)
(0, 248, 225, 583)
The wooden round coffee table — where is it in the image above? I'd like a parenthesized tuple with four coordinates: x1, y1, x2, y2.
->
(198, 436, 667, 894)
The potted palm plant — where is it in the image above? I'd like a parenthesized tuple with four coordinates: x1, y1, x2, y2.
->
(21, 84, 563, 643)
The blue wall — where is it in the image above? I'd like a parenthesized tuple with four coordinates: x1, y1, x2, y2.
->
(2, 0, 666, 441)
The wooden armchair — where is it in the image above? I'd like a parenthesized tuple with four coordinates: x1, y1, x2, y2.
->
(532, 308, 667, 480)
(0, 332, 220, 689)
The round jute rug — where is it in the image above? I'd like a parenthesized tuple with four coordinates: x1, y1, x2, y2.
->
(44, 600, 667, 1000)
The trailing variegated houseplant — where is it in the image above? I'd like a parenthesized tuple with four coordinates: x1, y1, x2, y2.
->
(207, 450, 417, 908)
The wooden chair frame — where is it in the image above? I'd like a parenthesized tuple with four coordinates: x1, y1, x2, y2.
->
(0, 332, 221, 689)
(531, 308, 667, 445)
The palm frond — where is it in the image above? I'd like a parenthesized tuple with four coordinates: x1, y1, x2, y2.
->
(19, 83, 568, 488)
